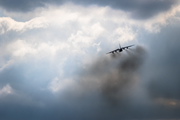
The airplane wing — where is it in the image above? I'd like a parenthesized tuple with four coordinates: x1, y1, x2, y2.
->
(106, 49, 119, 54)
(121, 45, 134, 49)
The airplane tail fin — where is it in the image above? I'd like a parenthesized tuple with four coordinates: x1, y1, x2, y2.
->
(119, 43, 121, 49)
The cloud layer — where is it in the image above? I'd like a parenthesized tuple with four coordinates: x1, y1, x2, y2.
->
(0, 0, 179, 19)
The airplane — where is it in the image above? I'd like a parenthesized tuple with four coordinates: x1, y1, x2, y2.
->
(106, 44, 134, 54)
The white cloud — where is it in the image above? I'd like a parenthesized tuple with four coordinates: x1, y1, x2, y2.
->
(92, 42, 101, 53)
(0, 84, 14, 97)
(49, 77, 77, 93)
(0, 60, 15, 72)
(7, 40, 36, 57)
(0, 3, 179, 65)
(0, 17, 48, 34)
(112, 26, 136, 43)
(1, 3, 180, 35)
(143, 4, 180, 33)
(6, 39, 68, 58)
(68, 22, 104, 51)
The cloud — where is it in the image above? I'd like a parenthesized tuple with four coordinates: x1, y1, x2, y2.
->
(0, 84, 14, 97)
(0, 0, 179, 19)
(143, 23, 180, 101)
(0, 0, 44, 12)
(0, 17, 48, 34)
(49, 77, 76, 92)
(143, 4, 180, 33)
(0, 4, 140, 71)
(1, 3, 180, 39)
(154, 98, 180, 107)
(74, 46, 147, 104)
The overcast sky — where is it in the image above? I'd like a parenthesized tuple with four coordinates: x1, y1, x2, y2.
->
(0, 0, 180, 120)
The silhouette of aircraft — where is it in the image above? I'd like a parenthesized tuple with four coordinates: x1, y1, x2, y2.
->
(106, 44, 134, 54)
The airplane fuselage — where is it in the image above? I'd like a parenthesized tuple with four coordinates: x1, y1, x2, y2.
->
(112, 48, 122, 53)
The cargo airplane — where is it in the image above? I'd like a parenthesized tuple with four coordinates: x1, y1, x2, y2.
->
(106, 44, 134, 54)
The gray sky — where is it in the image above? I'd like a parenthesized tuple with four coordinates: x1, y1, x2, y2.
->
(0, 0, 180, 120)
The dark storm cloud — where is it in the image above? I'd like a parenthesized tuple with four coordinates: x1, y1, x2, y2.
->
(140, 22, 180, 100)
(0, 0, 44, 12)
(76, 46, 147, 104)
(59, 43, 180, 119)
(73, 0, 178, 19)
(0, 0, 179, 19)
